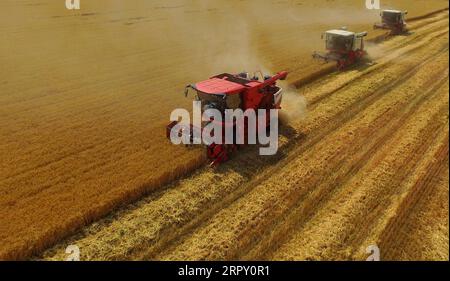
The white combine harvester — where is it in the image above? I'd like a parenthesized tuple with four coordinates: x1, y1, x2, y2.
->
(313, 28, 368, 70)
(374, 9, 408, 34)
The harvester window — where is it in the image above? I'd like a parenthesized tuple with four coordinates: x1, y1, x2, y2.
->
(197, 91, 242, 111)
(197, 92, 228, 112)
(327, 34, 353, 51)
(383, 12, 400, 23)
(198, 92, 225, 103)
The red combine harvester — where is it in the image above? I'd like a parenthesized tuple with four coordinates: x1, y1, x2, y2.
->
(374, 9, 408, 35)
(166, 71, 288, 166)
(313, 28, 368, 70)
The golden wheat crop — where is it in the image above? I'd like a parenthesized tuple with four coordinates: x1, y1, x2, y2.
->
(0, 0, 448, 261)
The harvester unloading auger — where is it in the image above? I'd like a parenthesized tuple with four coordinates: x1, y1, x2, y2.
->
(374, 9, 408, 35)
(166, 71, 288, 166)
(313, 28, 368, 70)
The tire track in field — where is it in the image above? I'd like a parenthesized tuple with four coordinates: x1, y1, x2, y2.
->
(350, 80, 449, 259)
(375, 133, 448, 260)
(347, 120, 449, 260)
(343, 83, 450, 260)
(268, 83, 449, 260)
(376, 153, 449, 260)
(260, 91, 449, 260)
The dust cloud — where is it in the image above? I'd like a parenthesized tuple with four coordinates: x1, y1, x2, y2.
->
(278, 82, 308, 125)
(157, 1, 310, 125)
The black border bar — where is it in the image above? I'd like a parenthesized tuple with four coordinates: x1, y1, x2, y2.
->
(1, 261, 448, 280)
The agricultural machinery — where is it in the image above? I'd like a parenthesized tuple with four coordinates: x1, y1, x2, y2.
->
(374, 9, 408, 35)
(166, 71, 288, 166)
(313, 28, 368, 70)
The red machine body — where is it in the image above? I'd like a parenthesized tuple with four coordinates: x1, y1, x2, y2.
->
(167, 71, 288, 166)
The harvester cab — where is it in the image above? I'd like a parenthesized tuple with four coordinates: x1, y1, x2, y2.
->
(374, 9, 408, 34)
(167, 71, 288, 166)
(313, 28, 368, 70)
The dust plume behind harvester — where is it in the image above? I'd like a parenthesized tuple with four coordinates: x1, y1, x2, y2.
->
(166, 71, 288, 166)
(312, 28, 368, 70)
(374, 9, 408, 35)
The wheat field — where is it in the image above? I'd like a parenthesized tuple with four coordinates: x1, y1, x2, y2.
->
(0, 0, 448, 260)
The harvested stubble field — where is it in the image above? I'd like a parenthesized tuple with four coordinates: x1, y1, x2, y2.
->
(0, 0, 448, 260)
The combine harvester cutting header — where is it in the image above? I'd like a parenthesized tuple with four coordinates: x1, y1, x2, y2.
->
(167, 71, 288, 166)
(374, 9, 408, 35)
(313, 28, 368, 70)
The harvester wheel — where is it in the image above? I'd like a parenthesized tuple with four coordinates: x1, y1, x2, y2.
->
(207, 143, 228, 166)
(207, 143, 222, 159)
(337, 59, 346, 70)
